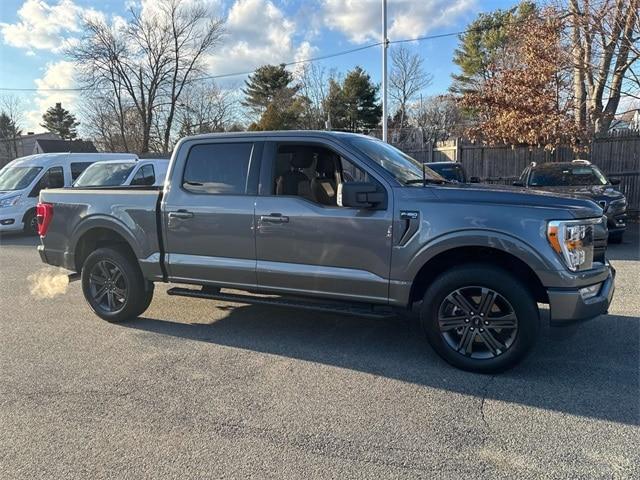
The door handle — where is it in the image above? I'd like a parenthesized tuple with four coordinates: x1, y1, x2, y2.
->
(260, 213, 289, 224)
(168, 210, 194, 220)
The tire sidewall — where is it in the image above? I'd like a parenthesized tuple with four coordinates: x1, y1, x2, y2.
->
(81, 247, 147, 322)
(420, 264, 540, 373)
(23, 210, 38, 235)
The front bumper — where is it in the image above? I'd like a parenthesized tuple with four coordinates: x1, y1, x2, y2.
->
(0, 216, 24, 232)
(547, 264, 615, 325)
(606, 212, 627, 234)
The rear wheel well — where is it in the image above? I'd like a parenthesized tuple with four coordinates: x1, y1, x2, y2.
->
(74, 228, 136, 272)
(409, 247, 548, 306)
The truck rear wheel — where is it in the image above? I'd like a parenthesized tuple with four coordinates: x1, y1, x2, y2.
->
(81, 247, 154, 323)
(420, 264, 540, 373)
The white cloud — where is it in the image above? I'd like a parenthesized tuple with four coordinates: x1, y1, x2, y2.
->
(322, 0, 476, 44)
(25, 60, 78, 131)
(1, 0, 80, 53)
(206, 0, 312, 79)
(0, 0, 106, 53)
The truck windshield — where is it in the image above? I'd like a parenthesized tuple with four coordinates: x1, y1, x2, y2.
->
(0, 166, 43, 191)
(529, 166, 608, 187)
(347, 137, 444, 185)
(74, 163, 135, 187)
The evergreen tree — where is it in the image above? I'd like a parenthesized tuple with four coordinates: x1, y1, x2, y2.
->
(41, 103, 80, 140)
(451, 2, 536, 94)
(325, 67, 381, 132)
(0, 112, 22, 159)
(242, 64, 299, 115)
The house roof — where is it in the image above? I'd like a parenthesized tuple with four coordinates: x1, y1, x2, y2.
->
(34, 139, 98, 153)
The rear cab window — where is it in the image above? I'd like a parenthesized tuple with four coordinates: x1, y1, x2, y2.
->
(182, 142, 257, 195)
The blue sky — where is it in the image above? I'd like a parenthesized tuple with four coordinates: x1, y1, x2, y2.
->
(0, 0, 517, 131)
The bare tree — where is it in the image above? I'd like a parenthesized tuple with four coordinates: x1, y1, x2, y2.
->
(568, 0, 639, 134)
(389, 46, 432, 128)
(412, 95, 462, 144)
(159, 0, 224, 152)
(70, 0, 224, 153)
(177, 82, 241, 135)
(0, 95, 24, 161)
(296, 63, 331, 129)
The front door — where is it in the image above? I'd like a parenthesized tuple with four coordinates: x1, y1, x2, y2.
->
(163, 140, 261, 289)
(254, 141, 393, 303)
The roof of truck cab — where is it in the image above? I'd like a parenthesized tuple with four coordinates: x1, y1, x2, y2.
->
(182, 130, 374, 141)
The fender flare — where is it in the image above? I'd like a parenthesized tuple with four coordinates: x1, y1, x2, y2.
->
(405, 229, 557, 281)
(70, 215, 143, 260)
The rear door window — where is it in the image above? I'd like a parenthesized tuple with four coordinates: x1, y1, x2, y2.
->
(131, 164, 156, 186)
(183, 143, 254, 194)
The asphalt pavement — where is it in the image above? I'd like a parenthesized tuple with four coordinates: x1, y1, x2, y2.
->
(0, 226, 638, 479)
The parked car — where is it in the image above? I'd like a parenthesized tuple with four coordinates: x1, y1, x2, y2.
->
(0, 152, 137, 234)
(514, 160, 627, 243)
(36, 132, 614, 373)
(425, 161, 480, 183)
(74, 159, 169, 188)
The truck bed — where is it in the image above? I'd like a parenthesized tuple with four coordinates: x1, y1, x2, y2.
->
(38, 187, 162, 275)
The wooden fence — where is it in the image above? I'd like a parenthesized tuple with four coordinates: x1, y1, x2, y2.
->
(400, 135, 640, 215)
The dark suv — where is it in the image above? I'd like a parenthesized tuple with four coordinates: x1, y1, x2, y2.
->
(515, 160, 627, 243)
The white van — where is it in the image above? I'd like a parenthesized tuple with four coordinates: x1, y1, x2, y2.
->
(73, 159, 169, 189)
(0, 152, 137, 234)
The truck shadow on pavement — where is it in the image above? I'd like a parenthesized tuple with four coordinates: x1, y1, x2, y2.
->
(126, 304, 639, 426)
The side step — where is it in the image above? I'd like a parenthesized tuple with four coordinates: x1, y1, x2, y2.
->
(166, 287, 396, 319)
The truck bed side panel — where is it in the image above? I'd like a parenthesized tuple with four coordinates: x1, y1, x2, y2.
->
(38, 188, 161, 278)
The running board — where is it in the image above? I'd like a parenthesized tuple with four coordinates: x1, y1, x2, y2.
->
(166, 287, 395, 319)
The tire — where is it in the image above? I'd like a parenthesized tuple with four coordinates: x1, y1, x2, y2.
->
(23, 210, 38, 236)
(420, 264, 540, 373)
(608, 232, 623, 244)
(81, 247, 154, 323)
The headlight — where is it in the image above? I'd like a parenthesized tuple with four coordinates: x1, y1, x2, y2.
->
(608, 198, 627, 211)
(0, 194, 21, 208)
(547, 219, 598, 271)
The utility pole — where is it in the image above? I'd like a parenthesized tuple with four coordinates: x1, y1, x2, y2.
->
(381, 0, 388, 142)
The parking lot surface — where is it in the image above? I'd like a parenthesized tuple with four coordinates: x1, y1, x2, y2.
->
(1, 227, 638, 479)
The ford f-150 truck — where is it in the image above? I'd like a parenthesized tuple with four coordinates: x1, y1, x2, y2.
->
(36, 131, 615, 372)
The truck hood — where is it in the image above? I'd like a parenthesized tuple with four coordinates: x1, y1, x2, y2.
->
(423, 182, 603, 219)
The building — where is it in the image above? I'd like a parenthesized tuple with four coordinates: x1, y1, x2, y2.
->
(0, 133, 98, 168)
(0, 132, 60, 167)
(32, 139, 98, 154)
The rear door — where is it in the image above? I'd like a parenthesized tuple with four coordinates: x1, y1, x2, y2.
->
(162, 139, 262, 289)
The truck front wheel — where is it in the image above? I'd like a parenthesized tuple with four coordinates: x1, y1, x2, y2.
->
(81, 247, 154, 322)
(420, 264, 540, 373)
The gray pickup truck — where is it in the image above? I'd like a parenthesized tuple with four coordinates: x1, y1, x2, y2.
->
(37, 131, 615, 372)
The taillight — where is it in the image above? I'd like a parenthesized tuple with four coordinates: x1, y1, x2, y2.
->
(36, 202, 54, 237)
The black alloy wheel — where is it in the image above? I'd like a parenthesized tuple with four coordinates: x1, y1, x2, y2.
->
(437, 286, 518, 359)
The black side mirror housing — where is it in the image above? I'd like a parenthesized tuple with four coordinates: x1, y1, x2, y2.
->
(512, 181, 525, 187)
(609, 178, 621, 186)
(338, 182, 385, 209)
(469, 176, 480, 183)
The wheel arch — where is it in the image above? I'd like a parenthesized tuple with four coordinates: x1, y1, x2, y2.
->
(72, 219, 140, 272)
(408, 245, 549, 307)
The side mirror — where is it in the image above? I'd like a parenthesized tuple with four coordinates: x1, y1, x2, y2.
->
(512, 181, 525, 187)
(609, 178, 621, 186)
(469, 176, 480, 183)
(337, 182, 384, 209)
